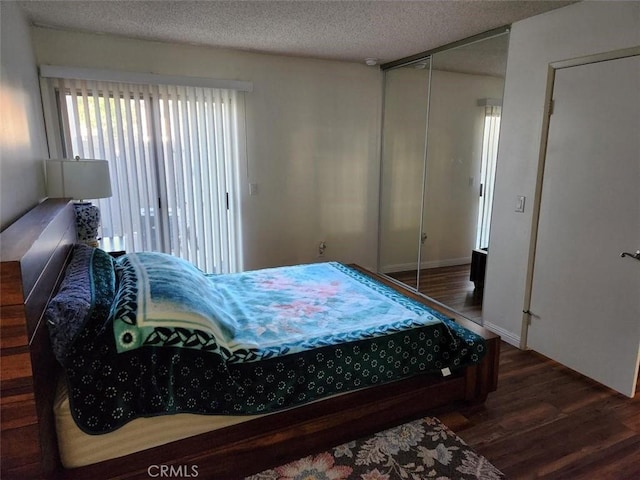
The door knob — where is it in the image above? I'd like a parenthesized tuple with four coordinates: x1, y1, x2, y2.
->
(620, 250, 640, 261)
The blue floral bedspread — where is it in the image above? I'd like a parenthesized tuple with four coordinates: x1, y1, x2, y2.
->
(210, 262, 446, 362)
(62, 251, 487, 434)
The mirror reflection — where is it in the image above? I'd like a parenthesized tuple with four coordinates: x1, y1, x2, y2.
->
(378, 32, 509, 324)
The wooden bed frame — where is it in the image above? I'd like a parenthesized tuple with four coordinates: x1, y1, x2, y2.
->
(0, 199, 499, 480)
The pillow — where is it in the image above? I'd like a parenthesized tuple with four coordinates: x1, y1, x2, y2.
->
(111, 252, 236, 357)
(46, 245, 116, 361)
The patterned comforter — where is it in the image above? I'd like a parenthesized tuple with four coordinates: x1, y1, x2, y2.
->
(56, 249, 486, 434)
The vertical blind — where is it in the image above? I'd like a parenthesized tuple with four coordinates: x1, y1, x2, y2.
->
(476, 105, 501, 250)
(47, 77, 241, 273)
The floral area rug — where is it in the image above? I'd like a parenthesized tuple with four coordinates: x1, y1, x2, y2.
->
(245, 416, 504, 480)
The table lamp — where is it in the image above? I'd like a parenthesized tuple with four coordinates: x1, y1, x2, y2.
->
(46, 157, 112, 247)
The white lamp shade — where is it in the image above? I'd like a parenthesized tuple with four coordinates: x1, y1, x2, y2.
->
(46, 159, 112, 200)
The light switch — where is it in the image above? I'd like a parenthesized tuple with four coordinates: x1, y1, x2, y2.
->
(249, 183, 259, 196)
(515, 195, 526, 213)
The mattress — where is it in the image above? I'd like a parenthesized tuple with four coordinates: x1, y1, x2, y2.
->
(54, 379, 262, 468)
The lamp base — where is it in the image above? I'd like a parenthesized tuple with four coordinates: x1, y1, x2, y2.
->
(74, 202, 100, 247)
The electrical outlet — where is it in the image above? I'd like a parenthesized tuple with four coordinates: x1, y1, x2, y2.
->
(318, 241, 326, 257)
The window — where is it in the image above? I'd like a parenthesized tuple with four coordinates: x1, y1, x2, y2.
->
(45, 77, 243, 273)
(475, 104, 501, 250)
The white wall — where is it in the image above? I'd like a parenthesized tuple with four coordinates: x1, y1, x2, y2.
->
(483, 1, 640, 346)
(0, 2, 48, 230)
(31, 27, 383, 271)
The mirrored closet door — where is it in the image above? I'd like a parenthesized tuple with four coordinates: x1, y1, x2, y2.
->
(378, 58, 431, 288)
(378, 29, 510, 324)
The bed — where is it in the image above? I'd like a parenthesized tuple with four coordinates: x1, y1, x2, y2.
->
(0, 199, 500, 480)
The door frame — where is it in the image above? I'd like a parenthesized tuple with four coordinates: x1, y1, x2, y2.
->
(520, 46, 640, 350)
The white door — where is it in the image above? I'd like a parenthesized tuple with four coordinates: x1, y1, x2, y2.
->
(527, 54, 640, 397)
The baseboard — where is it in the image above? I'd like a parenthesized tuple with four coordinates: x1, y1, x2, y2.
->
(381, 257, 472, 274)
(482, 321, 520, 347)
(380, 263, 415, 274)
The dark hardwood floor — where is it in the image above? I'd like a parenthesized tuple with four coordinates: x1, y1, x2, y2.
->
(387, 265, 639, 477)
(437, 343, 640, 479)
(388, 264, 483, 322)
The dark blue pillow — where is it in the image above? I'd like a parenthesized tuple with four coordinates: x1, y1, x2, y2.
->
(46, 245, 115, 361)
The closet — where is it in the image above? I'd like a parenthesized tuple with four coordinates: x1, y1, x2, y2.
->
(378, 28, 509, 324)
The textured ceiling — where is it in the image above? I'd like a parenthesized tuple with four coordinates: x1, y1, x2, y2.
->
(19, 0, 576, 65)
